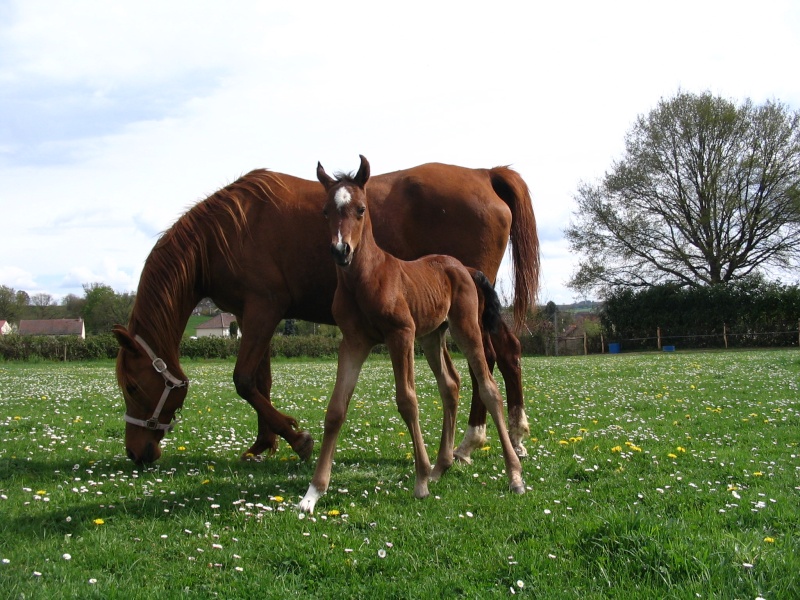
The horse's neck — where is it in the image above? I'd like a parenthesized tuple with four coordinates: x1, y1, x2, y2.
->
(129, 279, 199, 366)
(349, 225, 389, 282)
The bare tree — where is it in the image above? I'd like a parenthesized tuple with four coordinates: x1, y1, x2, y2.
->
(566, 91, 800, 296)
(30, 293, 54, 317)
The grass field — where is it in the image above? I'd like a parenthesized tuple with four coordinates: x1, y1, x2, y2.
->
(0, 350, 798, 599)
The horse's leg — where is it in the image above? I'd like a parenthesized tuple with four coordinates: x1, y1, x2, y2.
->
(449, 319, 525, 495)
(491, 321, 530, 458)
(419, 328, 460, 481)
(453, 336, 494, 464)
(299, 337, 371, 514)
(386, 331, 432, 499)
(235, 306, 314, 461)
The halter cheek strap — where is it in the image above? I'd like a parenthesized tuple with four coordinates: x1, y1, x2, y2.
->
(123, 335, 188, 432)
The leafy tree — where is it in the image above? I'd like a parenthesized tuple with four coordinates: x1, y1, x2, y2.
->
(60, 294, 85, 318)
(566, 91, 800, 296)
(82, 283, 134, 335)
(0, 285, 26, 322)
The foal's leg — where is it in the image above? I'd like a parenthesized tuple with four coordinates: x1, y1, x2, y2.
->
(386, 330, 432, 499)
(298, 337, 371, 514)
(449, 319, 525, 494)
(419, 328, 460, 481)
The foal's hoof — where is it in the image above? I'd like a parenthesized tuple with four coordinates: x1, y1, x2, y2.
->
(513, 444, 529, 459)
(510, 484, 526, 495)
(292, 431, 314, 462)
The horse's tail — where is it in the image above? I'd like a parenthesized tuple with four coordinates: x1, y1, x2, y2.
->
(472, 270, 503, 335)
(489, 166, 540, 333)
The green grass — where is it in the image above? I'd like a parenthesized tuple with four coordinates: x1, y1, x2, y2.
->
(1, 350, 798, 598)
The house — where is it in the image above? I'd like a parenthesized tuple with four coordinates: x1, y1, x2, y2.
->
(195, 313, 241, 338)
(0, 320, 12, 335)
(18, 318, 86, 339)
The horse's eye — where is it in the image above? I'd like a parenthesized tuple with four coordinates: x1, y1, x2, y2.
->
(357, 206, 366, 217)
(323, 208, 328, 219)
(126, 385, 137, 395)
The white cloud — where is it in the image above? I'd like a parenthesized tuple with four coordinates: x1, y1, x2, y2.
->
(1, 0, 798, 307)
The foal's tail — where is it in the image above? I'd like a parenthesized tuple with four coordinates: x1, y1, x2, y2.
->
(472, 270, 503, 335)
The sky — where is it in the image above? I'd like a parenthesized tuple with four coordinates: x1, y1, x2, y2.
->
(1, 0, 798, 308)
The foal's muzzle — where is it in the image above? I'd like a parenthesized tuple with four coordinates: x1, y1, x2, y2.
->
(331, 242, 352, 266)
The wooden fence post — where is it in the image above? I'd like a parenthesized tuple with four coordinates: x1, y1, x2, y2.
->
(723, 323, 728, 349)
(600, 333, 605, 354)
(657, 326, 662, 350)
(584, 332, 588, 355)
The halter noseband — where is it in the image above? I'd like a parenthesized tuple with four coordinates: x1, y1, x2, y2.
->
(123, 335, 188, 432)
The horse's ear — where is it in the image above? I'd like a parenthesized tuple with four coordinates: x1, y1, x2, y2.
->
(317, 162, 336, 190)
(355, 155, 370, 188)
(112, 325, 139, 354)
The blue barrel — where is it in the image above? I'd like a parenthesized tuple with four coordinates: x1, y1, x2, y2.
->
(608, 343, 621, 354)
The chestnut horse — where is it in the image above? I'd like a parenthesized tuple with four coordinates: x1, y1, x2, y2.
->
(113, 161, 538, 464)
(298, 157, 525, 513)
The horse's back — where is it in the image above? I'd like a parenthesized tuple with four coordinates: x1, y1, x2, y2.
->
(368, 164, 513, 281)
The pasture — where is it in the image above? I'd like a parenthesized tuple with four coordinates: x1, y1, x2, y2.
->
(1, 351, 798, 599)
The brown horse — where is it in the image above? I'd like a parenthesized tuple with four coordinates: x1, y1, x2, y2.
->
(113, 160, 539, 464)
(298, 156, 525, 513)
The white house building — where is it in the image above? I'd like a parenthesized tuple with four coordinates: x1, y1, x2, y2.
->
(195, 313, 241, 338)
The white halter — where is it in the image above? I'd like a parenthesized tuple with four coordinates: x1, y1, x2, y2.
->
(123, 335, 187, 432)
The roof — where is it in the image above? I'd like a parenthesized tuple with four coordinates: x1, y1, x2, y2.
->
(196, 313, 238, 330)
(18, 319, 85, 336)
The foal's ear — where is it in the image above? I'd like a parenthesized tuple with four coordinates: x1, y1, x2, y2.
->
(355, 155, 370, 188)
(317, 162, 336, 190)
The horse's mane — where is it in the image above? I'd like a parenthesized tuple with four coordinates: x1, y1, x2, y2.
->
(127, 169, 287, 362)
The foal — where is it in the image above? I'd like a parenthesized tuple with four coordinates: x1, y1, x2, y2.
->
(298, 155, 525, 514)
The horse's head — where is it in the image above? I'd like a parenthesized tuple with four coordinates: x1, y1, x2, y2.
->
(112, 325, 188, 464)
(317, 155, 371, 267)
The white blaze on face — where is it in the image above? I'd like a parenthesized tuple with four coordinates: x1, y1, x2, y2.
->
(334, 186, 352, 209)
(333, 186, 353, 254)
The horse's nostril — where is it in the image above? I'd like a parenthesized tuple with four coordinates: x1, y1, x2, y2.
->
(126, 448, 138, 462)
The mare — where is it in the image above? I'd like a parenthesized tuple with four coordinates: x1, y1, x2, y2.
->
(113, 160, 539, 465)
(298, 157, 525, 513)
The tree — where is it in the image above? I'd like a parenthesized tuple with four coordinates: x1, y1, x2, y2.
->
(0, 285, 25, 322)
(30, 293, 53, 317)
(566, 91, 800, 296)
(82, 283, 134, 335)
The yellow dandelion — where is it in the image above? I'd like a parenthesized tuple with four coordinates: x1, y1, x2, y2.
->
(764, 537, 775, 543)
(611, 446, 622, 453)
(36, 490, 47, 495)
(327, 509, 340, 517)
(676, 446, 686, 453)
(272, 496, 284, 503)
(178, 446, 186, 451)
(559, 440, 569, 446)
(93, 518, 105, 525)
(753, 471, 763, 477)
(481, 445, 491, 452)
(668, 453, 677, 459)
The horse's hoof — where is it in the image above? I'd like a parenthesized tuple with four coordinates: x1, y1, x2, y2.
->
(241, 451, 263, 462)
(510, 484, 526, 495)
(293, 432, 314, 461)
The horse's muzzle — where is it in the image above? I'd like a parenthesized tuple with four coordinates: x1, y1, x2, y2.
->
(331, 242, 352, 266)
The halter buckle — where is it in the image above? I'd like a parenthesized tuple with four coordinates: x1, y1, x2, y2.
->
(145, 417, 161, 430)
(152, 358, 168, 373)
